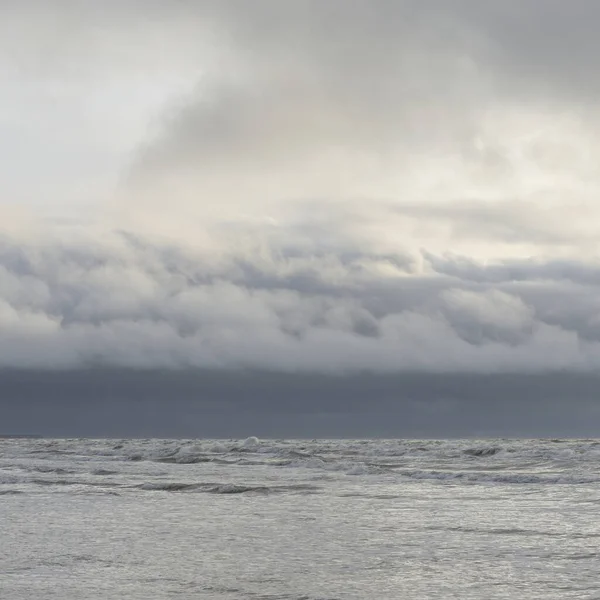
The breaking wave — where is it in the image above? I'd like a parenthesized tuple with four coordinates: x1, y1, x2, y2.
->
(4, 438, 600, 497)
(463, 446, 502, 457)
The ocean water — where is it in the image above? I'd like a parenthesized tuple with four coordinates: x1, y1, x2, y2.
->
(2, 438, 600, 599)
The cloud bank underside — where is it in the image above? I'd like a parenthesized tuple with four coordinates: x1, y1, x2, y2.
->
(1, 225, 600, 372)
(3, 1, 600, 374)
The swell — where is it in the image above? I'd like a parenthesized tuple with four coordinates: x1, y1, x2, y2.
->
(424, 525, 600, 538)
(396, 469, 600, 485)
(136, 481, 322, 495)
(30, 478, 124, 490)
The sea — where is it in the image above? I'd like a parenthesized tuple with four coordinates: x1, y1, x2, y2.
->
(1, 437, 600, 599)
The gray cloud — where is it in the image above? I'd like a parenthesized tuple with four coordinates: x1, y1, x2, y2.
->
(128, 2, 488, 184)
(114, 0, 600, 264)
(4, 1, 600, 219)
(1, 222, 600, 373)
(128, 0, 600, 170)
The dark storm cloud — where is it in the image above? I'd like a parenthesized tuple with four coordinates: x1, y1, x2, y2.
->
(4, 369, 600, 438)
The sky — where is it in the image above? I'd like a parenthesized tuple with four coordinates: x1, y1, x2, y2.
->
(2, 1, 600, 436)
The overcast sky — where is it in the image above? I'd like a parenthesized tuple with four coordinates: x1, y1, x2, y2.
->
(2, 1, 600, 436)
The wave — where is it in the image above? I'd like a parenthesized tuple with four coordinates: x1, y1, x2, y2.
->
(136, 481, 322, 494)
(463, 446, 502, 457)
(29, 478, 124, 491)
(396, 469, 600, 485)
(0, 474, 21, 484)
(33, 466, 77, 474)
(8, 438, 600, 492)
(31, 478, 82, 486)
(109, 438, 600, 468)
(425, 525, 600, 538)
(201, 586, 336, 600)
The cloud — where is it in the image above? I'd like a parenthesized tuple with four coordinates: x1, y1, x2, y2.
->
(0, 218, 599, 373)
(4, 1, 600, 223)
(115, 1, 600, 254)
(3, 1, 600, 379)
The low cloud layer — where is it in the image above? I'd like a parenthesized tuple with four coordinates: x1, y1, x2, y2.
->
(1, 220, 600, 373)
